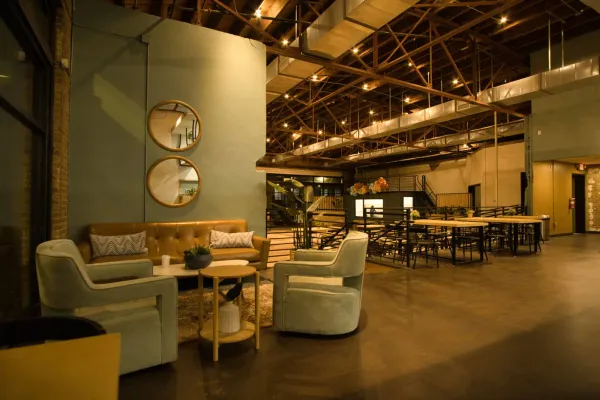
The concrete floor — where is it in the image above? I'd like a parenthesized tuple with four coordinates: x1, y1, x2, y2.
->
(120, 235, 600, 399)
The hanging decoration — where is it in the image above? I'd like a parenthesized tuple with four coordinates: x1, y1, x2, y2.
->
(348, 177, 389, 196)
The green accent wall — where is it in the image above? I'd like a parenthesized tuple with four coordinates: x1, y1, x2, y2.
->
(530, 29, 600, 162)
(69, 0, 266, 240)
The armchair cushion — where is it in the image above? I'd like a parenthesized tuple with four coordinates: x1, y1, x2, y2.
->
(293, 249, 337, 262)
(274, 261, 334, 278)
(85, 259, 153, 282)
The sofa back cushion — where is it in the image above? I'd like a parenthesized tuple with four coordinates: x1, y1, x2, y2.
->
(88, 220, 248, 258)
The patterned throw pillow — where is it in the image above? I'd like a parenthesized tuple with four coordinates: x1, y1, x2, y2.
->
(210, 230, 254, 249)
(90, 231, 148, 259)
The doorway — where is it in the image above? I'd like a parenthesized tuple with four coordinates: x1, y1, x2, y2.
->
(572, 174, 586, 234)
(520, 172, 528, 209)
(468, 184, 481, 208)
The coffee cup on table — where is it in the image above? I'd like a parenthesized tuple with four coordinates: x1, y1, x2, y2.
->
(161, 255, 170, 268)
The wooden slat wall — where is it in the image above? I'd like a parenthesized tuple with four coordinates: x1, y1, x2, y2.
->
(437, 193, 470, 207)
(312, 196, 344, 210)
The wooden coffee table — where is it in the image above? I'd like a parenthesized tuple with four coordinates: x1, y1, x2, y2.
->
(153, 260, 249, 277)
(198, 265, 260, 361)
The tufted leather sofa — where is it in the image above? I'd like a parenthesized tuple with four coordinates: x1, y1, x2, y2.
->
(77, 220, 270, 270)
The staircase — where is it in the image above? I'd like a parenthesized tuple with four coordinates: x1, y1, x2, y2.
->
(266, 228, 295, 268)
(415, 176, 437, 207)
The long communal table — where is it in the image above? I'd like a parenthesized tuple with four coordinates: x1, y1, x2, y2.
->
(413, 219, 489, 265)
(455, 217, 542, 255)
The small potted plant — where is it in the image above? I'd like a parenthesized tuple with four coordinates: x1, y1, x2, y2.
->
(184, 244, 213, 270)
(410, 209, 420, 221)
(506, 207, 517, 216)
(467, 209, 475, 218)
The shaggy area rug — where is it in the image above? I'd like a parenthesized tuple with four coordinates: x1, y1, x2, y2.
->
(178, 280, 273, 343)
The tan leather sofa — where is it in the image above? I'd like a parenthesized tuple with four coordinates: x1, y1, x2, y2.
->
(77, 220, 270, 270)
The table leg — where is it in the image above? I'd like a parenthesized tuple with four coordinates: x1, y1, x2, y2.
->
(255, 271, 260, 350)
(237, 277, 243, 326)
(213, 277, 219, 362)
(534, 222, 540, 253)
(513, 224, 519, 255)
(479, 226, 484, 262)
(198, 274, 204, 336)
(451, 227, 457, 265)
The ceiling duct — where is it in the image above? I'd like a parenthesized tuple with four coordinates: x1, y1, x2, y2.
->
(339, 120, 525, 164)
(273, 56, 599, 163)
(266, 0, 418, 103)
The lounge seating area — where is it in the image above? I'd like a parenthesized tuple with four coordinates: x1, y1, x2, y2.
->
(77, 220, 270, 270)
(4, 0, 600, 398)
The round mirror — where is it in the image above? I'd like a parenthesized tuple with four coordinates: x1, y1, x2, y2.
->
(147, 156, 201, 207)
(148, 100, 202, 151)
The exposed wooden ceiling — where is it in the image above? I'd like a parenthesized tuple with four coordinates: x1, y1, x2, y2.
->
(108, 0, 600, 168)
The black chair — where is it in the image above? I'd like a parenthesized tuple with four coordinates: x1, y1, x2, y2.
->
(405, 227, 439, 268)
(0, 316, 106, 349)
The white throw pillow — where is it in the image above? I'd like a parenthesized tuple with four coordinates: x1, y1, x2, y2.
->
(210, 230, 254, 249)
(90, 231, 148, 259)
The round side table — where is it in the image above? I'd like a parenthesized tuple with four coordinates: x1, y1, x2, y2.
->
(198, 265, 260, 361)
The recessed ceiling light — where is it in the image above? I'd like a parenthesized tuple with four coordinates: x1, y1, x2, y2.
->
(369, 110, 374, 115)
(362, 83, 369, 90)
(284, 93, 290, 99)
(318, 130, 323, 134)
(254, 9, 261, 18)
(405, 97, 410, 103)
(408, 62, 412, 67)
(282, 38, 289, 46)
(266, 138, 271, 142)
(352, 48, 359, 54)
(283, 123, 288, 128)
(341, 120, 346, 125)
(312, 75, 318, 81)
(500, 16, 507, 24)
(452, 78, 459, 85)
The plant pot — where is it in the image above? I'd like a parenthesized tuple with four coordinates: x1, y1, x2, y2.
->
(467, 213, 474, 218)
(184, 253, 213, 270)
(219, 302, 240, 334)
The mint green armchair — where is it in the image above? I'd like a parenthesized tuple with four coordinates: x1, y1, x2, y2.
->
(273, 231, 368, 335)
(35, 240, 178, 374)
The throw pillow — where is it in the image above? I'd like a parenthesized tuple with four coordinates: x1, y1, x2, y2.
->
(210, 230, 254, 249)
(90, 231, 148, 259)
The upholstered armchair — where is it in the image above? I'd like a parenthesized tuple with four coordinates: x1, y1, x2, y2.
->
(273, 231, 368, 335)
(35, 240, 178, 375)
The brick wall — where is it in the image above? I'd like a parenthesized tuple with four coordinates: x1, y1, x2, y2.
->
(51, 1, 72, 239)
(587, 167, 600, 232)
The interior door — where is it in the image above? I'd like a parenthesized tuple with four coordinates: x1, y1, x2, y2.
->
(572, 174, 586, 234)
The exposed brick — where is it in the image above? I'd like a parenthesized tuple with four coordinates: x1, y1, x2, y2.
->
(50, 2, 72, 240)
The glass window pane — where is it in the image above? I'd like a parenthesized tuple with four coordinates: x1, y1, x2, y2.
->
(0, 107, 33, 318)
(0, 18, 35, 119)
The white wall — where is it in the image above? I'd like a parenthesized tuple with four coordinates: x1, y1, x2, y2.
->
(364, 142, 524, 207)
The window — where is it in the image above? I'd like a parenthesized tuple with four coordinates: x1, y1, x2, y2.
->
(355, 199, 384, 218)
(0, 8, 52, 318)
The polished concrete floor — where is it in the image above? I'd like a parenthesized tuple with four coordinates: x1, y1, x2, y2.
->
(120, 235, 600, 399)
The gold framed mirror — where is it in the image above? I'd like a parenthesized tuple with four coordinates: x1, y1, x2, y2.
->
(147, 156, 201, 207)
(148, 100, 202, 151)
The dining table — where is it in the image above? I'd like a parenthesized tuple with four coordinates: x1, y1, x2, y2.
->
(413, 219, 489, 265)
(455, 217, 542, 255)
